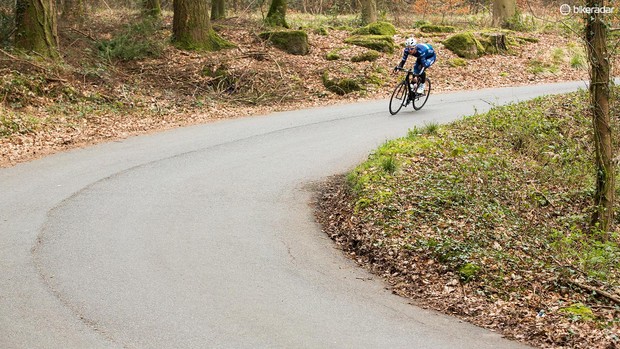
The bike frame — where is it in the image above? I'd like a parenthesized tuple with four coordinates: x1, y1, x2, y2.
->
(389, 66, 431, 115)
(398, 67, 425, 97)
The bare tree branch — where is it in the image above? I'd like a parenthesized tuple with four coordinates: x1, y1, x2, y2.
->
(567, 279, 620, 305)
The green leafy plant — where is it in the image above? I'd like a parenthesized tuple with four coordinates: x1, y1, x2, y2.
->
(97, 19, 164, 61)
(381, 155, 397, 174)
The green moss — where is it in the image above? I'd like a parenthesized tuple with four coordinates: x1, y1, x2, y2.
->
(265, 0, 289, 29)
(173, 29, 235, 51)
(560, 303, 594, 321)
(448, 58, 468, 67)
(321, 71, 364, 95)
(443, 32, 485, 59)
(351, 21, 396, 36)
(459, 263, 480, 282)
(477, 32, 515, 55)
(365, 73, 384, 86)
(98, 19, 166, 60)
(326, 51, 340, 60)
(315, 27, 329, 36)
(371, 21, 396, 35)
(419, 25, 456, 33)
(413, 20, 431, 28)
(351, 50, 380, 62)
(345, 35, 394, 53)
(259, 30, 309, 55)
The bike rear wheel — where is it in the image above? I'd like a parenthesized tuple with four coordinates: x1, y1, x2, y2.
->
(389, 82, 408, 115)
(412, 78, 431, 110)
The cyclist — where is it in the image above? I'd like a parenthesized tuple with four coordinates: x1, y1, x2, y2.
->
(393, 37, 436, 95)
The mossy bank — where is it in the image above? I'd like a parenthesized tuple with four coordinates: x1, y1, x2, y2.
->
(316, 88, 620, 349)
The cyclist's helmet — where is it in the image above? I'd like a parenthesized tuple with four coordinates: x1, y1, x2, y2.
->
(405, 37, 417, 48)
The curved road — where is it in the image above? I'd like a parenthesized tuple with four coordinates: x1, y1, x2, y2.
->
(1, 82, 586, 348)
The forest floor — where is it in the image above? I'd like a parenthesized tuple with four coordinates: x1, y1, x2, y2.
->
(0, 9, 608, 167)
(2, 9, 620, 349)
(315, 89, 620, 349)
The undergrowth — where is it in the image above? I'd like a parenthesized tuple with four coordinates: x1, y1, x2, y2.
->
(97, 18, 164, 61)
(343, 88, 620, 347)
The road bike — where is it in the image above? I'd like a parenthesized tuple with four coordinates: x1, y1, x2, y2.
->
(389, 67, 431, 115)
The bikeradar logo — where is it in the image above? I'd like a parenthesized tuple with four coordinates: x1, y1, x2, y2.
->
(560, 3, 615, 15)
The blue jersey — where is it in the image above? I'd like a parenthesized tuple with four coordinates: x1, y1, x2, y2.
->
(398, 43, 436, 74)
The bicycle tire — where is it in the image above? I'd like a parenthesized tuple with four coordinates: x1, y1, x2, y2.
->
(412, 78, 431, 110)
(389, 82, 408, 115)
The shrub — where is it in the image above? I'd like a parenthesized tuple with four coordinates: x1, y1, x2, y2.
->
(98, 19, 163, 61)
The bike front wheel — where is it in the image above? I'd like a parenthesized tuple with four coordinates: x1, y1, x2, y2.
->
(412, 78, 431, 110)
(389, 82, 408, 115)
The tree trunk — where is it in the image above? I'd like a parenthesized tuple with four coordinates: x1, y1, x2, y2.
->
(360, 0, 376, 25)
(211, 0, 225, 20)
(586, 0, 614, 234)
(492, 0, 516, 28)
(265, 0, 288, 28)
(15, 0, 59, 59)
(62, 0, 85, 24)
(143, 0, 161, 18)
(172, 0, 232, 51)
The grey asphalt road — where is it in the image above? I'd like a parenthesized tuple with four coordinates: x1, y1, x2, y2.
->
(1, 82, 588, 349)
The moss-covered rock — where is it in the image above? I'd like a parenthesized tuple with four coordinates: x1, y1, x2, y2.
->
(419, 25, 456, 33)
(321, 71, 363, 95)
(443, 32, 485, 59)
(345, 35, 394, 53)
(413, 20, 431, 28)
(352, 21, 396, 36)
(259, 30, 309, 55)
(325, 51, 340, 61)
(351, 50, 380, 62)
